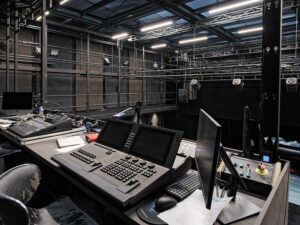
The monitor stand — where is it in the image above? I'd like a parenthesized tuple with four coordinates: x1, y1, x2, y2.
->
(216, 146, 261, 224)
(217, 193, 261, 224)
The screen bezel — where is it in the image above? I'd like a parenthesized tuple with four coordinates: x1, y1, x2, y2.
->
(195, 109, 222, 210)
(95, 119, 134, 151)
(128, 124, 183, 168)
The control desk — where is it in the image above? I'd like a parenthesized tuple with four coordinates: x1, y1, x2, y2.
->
(52, 119, 183, 207)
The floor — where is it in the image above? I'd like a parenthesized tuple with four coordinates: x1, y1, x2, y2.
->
(289, 174, 300, 205)
(289, 174, 300, 225)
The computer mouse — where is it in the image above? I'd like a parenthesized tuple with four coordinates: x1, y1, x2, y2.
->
(155, 196, 177, 212)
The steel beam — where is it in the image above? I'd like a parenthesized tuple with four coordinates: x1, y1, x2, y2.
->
(41, 0, 47, 106)
(149, 0, 236, 41)
(93, 0, 191, 30)
(14, 7, 18, 91)
(86, 33, 90, 112)
(118, 40, 121, 108)
(142, 46, 146, 104)
(259, 0, 282, 163)
(6, 1, 10, 92)
(82, 0, 116, 15)
(47, 20, 111, 39)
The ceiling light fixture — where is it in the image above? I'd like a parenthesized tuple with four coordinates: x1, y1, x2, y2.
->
(237, 26, 263, 34)
(151, 43, 167, 49)
(60, 0, 70, 5)
(208, 0, 262, 14)
(140, 20, 173, 32)
(112, 32, 128, 40)
(45, 11, 50, 16)
(36, 15, 42, 21)
(178, 36, 208, 44)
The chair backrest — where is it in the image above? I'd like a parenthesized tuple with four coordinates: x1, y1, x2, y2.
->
(0, 164, 41, 225)
(0, 195, 29, 225)
(0, 164, 41, 203)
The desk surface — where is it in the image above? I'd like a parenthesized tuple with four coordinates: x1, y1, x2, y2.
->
(23, 135, 266, 225)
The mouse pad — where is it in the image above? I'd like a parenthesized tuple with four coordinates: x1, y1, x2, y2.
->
(136, 199, 167, 225)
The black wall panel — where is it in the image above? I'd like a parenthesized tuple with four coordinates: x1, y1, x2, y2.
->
(175, 80, 300, 149)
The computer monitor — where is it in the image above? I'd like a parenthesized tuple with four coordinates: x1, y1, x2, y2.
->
(194, 109, 221, 209)
(96, 119, 133, 151)
(2, 92, 33, 114)
(195, 109, 259, 224)
(129, 125, 183, 168)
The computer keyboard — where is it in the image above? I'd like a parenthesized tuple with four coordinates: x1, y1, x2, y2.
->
(165, 171, 201, 201)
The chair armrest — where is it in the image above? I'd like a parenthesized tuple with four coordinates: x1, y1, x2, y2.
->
(0, 164, 41, 204)
(0, 195, 29, 225)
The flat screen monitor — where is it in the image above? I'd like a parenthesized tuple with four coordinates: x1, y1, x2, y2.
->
(129, 126, 179, 168)
(2, 92, 33, 114)
(96, 119, 133, 150)
(195, 109, 221, 209)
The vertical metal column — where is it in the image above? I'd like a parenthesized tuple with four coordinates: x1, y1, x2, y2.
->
(118, 40, 121, 108)
(259, 0, 282, 163)
(14, 5, 18, 92)
(6, 2, 10, 92)
(86, 33, 90, 112)
(41, 0, 48, 105)
(142, 46, 145, 104)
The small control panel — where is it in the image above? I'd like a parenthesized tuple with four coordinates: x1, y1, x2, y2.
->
(223, 155, 274, 185)
(220, 154, 281, 196)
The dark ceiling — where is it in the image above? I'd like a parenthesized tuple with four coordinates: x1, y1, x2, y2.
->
(0, 0, 299, 50)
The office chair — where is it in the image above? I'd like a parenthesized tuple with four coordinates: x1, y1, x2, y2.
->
(0, 141, 22, 173)
(0, 164, 98, 225)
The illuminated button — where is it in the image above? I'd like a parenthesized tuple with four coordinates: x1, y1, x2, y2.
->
(247, 173, 251, 178)
(240, 164, 244, 168)
(240, 171, 244, 176)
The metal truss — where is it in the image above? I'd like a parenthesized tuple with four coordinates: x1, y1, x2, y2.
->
(131, 0, 294, 42)
(201, 6, 262, 28)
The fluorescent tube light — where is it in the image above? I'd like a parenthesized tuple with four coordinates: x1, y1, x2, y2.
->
(237, 26, 263, 34)
(112, 32, 128, 40)
(179, 36, 208, 44)
(151, 43, 167, 49)
(60, 0, 70, 5)
(140, 20, 173, 32)
(36, 15, 42, 21)
(209, 0, 262, 14)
